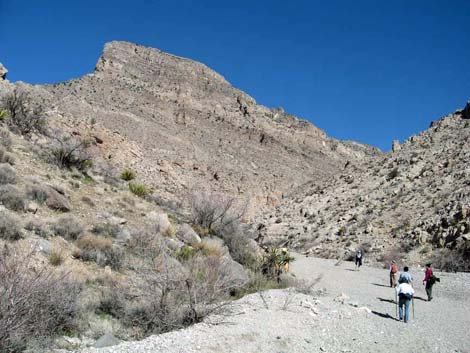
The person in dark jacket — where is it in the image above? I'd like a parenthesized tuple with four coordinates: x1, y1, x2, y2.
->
(355, 250, 363, 271)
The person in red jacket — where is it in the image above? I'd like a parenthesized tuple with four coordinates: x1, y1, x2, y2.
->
(423, 263, 434, 301)
(390, 260, 399, 287)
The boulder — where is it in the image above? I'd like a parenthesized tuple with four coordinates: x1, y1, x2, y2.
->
(37, 238, 53, 256)
(177, 223, 201, 246)
(45, 187, 71, 212)
(92, 333, 120, 348)
(116, 228, 132, 244)
(147, 211, 171, 233)
(219, 256, 249, 287)
(108, 216, 127, 226)
(163, 237, 184, 251)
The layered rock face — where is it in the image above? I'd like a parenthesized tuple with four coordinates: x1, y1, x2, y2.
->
(257, 109, 470, 269)
(37, 41, 377, 211)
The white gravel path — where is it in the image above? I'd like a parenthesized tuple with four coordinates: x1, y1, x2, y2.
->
(77, 254, 470, 353)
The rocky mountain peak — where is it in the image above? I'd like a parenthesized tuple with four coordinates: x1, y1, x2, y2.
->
(32, 41, 378, 213)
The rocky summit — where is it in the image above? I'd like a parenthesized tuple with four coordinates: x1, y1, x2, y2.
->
(39, 41, 377, 212)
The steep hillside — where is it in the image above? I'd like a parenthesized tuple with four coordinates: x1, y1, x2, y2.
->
(37, 41, 378, 213)
(257, 105, 470, 270)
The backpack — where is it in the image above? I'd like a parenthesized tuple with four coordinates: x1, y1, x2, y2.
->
(429, 274, 440, 285)
(391, 264, 398, 273)
(399, 292, 413, 300)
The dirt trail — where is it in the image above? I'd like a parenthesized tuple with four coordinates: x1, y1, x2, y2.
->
(291, 254, 470, 353)
(77, 254, 470, 353)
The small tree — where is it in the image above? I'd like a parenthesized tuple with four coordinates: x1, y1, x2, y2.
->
(1, 88, 47, 135)
(49, 134, 92, 171)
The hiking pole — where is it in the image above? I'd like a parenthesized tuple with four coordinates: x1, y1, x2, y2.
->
(395, 290, 398, 319)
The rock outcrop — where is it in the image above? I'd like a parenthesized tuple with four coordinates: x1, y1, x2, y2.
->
(0, 63, 7, 80)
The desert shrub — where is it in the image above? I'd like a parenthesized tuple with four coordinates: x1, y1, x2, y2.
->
(123, 253, 235, 335)
(431, 248, 469, 272)
(48, 134, 92, 171)
(0, 185, 25, 211)
(191, 223, 212, 237)
(0, 147, 14, 165)
(75, 234, 123, 270)
(0, 129, 12, 149)
(76, 233, 113, 250)
(91, 222, 120, 238)
(377, 246, 405, 268)
(127, 230, 165, 264)
(0, 109, 8, 122)
(120, 168, 136, 181)
(0, 212, 22, 240)
(162, 224, 176, 237)
(234, 270, 286, 299)
(0, 247, 81, 353)
(190, 190, 246, 232)
(95, 287, 126, 319)
(1, 88, 47, 135)
(52, 216, 84, 240)
(0, 163, 16, 184)
(24, 219, 49, 237)
(25, 183, 49, 203)
(175, 246, 197, 262)
(129, 182, 149, 197)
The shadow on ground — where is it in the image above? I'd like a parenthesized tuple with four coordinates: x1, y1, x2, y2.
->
(371, 310, 399, 321)
(371, 283, 391, 288)
(377, 297, 396, 304)
(413, 296, 427, 302)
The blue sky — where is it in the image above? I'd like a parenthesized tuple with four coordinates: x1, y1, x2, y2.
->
(1, 0, 469, 151)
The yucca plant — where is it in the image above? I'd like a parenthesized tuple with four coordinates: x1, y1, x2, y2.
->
(262, 247, 295, 282)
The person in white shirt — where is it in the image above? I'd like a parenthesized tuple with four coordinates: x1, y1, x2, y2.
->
(396, 281, 415, 323)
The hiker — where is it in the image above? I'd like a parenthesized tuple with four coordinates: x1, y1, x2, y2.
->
(398, 266, 412, 284)
(390, 260, 399, 287)
(423, 263, 434, 301)
(280, 247, 290, 272)
(396, 279, 415, 323)
(355, 249, 363, 270)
